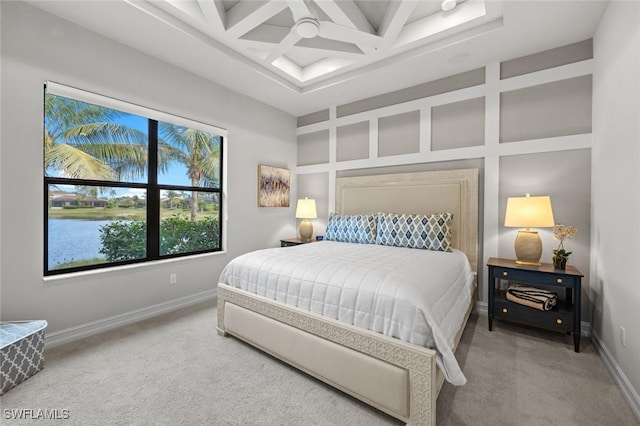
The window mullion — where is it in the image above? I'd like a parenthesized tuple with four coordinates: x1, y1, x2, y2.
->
(147, 120, 160, 259)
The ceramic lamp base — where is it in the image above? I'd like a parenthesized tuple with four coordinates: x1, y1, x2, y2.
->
(514, 229, 542, 266)
(299, 219, 313, 242)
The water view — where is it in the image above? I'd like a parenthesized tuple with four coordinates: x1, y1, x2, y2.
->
(48, 218, 112, 269)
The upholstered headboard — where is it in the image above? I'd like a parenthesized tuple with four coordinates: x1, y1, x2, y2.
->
(335, 168, 479, 271)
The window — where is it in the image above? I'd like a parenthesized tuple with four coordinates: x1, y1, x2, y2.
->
(44, 82, 225, 275)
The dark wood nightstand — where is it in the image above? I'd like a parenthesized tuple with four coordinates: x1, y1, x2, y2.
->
(487, 257, 584, 352)
(280, 238, 316, 247)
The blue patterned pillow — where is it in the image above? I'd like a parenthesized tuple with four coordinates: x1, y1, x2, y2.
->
(324, 213, 378, 244)
(376, 212, 453, 251)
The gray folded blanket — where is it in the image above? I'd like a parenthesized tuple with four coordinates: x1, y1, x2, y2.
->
(506, 285, 558, 311)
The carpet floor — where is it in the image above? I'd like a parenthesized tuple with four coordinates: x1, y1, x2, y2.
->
(1, 300, 637, 425)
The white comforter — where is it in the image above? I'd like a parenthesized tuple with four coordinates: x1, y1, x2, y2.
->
(218, 240, 475, 385)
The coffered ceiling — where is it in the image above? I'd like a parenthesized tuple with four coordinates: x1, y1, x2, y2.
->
(26, 1, 608, 115)
(145, 0, 497, 87)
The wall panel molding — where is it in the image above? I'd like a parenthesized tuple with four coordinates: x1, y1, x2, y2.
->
(294, 50, 594, 318)
(296, 58, 593, 174)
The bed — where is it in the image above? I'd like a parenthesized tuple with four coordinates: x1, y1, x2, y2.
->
(217, 168, 478, 425)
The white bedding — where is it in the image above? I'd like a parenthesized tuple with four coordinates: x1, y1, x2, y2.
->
(218, 240, 475, 385)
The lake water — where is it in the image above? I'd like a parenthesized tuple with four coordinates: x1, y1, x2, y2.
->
(48, 218, 112, 269)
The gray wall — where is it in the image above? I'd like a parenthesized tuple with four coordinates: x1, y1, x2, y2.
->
(337, 122, 369, 162)
(498, 150, 591, 278)
(432, 97, 485, 151)
(500, 75, 592, 142)
(336, 68, 486, 118)
(500, 39, 593, 79)
(297, 130, 329, 166)
(378, 111, 420, 157)
(0, 2, 297, 333)
(593, 0, 640, 412)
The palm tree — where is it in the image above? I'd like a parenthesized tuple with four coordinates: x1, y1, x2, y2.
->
(45, 95, 220, 222)
(158, 123, 220, 221)
(76, 186, 99, 205)
(165, 190, 179, 209)
(44, 94, 148, 181)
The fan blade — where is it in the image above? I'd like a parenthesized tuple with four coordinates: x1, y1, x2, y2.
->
(317, 21, 382, 48)
(265, 27, 302, 63)
(286, 0, 311, 22)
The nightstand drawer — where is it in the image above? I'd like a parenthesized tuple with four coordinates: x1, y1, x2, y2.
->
(493, 267, 572, 287)
(494, 299, 573, 332)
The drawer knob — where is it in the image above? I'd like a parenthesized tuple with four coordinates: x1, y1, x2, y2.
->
(556, 319, 563, 325)
(502, 308, 508, 313)
(557, 278, 563, 284)
(502, 272, 508, 277)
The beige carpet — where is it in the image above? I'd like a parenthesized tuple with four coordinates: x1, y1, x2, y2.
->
(1, 300, 637, 425)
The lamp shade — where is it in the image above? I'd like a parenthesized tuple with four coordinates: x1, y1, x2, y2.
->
(295, 198, 317, 219)
(504, 194, 555, 229)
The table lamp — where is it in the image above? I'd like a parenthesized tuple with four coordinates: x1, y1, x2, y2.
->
(504, 193, 555, 265)
(295, 197, 317, 242)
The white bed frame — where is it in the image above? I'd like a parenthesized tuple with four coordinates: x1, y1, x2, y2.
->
(217, 168, 478, 425)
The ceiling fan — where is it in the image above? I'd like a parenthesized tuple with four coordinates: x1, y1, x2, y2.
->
(265, 0, 382, 63)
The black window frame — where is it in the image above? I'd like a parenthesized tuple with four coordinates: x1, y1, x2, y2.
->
(44, 87, 224, 276)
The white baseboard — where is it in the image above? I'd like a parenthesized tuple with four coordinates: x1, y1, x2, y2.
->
(476, 301, 488, 315)
(475, 301, 591, 336)
(45, 289, 217, 348)
(591, 328, 640, 422)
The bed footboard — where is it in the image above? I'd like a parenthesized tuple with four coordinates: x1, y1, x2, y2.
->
(217, 283, 438, 425)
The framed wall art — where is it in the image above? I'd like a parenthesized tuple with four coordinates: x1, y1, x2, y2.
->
(258, 165, 290, 207)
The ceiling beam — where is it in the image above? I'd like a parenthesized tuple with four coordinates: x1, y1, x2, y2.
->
(241, 23, 290, 43)
(314, 0, 374, 33)
(240, 24, 362, 53)
(197, 0, 226, 33)
(286, 0, 311, 22)
(265, 29, 301, 63)
(314, 0, 376, 53)
(378, 0, 418, 47)
(226, 0, 288, 39)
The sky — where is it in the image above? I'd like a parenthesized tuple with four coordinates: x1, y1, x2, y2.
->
(115, 113, 193, 192)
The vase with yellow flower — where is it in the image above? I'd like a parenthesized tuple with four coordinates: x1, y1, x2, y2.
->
(552, 224, 577, 270)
